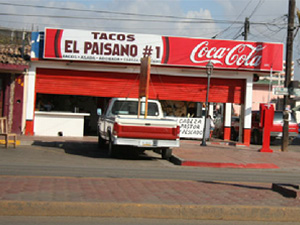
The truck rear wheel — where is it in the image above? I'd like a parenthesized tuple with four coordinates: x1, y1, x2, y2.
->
(161, 148, 172, 160)
(108, 138, 118, 158)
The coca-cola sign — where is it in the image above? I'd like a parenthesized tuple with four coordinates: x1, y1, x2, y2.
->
(162, 36, 283, 72)
(190, 41, 265, 67)
(42, 28, 283, 72)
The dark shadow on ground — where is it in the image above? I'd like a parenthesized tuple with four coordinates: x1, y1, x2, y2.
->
(200, 181, 300, 199)
(272, 183, 300, 198)
(31, 140, 159, 161)
(198, 180, 271, 191)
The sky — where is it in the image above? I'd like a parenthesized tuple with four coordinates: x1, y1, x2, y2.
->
(0, 0, 300, 79)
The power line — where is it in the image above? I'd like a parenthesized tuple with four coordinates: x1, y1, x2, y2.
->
(0, 2, 191, 20)
(0, 2, 287, 26)
(0, 12, 244, 24)
(251, 26, 285, 42)
(0, 18, 219, 33)
(228, 0, 264, 40)
(0, 1, 290, 42)
(0, 12, 286, 27)
(232, 27, 244, 40)
(248, 0, 265, 19)
(0, 2, 242, 23)
(212, 0, 253, 38)
(230, 0, 267, 41)
(220, 26, 243, 39)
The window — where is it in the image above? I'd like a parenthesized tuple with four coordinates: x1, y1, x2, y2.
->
(111, 101, 159, 116)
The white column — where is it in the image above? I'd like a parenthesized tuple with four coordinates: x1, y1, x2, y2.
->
(224, 103, 232, 127)
(209, 103, 214, 118)
(25, 64, 36, 120)
(244, 76, 253, 129)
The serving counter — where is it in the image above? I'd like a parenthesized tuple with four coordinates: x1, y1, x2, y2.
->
(34, 111, 90, 137)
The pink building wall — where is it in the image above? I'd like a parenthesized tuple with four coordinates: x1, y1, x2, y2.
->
(233, 84, 283, 115)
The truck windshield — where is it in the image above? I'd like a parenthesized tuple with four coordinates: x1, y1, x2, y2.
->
(111, 101, 159, 116)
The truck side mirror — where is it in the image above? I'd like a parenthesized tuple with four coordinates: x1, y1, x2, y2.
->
(97, 108, 102, 116)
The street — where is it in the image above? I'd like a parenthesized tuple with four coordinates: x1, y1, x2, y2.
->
(0, 142, 300, 183)
(0, 139, 300, 224)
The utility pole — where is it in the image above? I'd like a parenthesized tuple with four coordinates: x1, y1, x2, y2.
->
(243, 17, 250, 41)
(282, 0, 295, 152)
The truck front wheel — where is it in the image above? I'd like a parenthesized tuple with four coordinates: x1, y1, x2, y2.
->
(98, 134, 106, 149)
(161, 148, 172, 160)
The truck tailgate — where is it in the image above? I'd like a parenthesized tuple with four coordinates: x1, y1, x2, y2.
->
(114, 118, 179, 140)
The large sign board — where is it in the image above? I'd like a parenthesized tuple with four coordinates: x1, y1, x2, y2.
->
(179, 117, 204, 139)
(167, 117, 205, 139)
(44, 29, 163, 64)
(43, 28, 284, 72)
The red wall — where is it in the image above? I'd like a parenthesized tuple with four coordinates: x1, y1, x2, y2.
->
(36, 68, 245, 104)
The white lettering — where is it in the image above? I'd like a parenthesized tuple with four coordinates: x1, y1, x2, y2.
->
(190, 42, 265, 68)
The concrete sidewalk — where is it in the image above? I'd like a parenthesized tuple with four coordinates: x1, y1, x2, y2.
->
(172, 139, 300, 170)
(0, 175, 300, 221)
(0, 135, 299, 221)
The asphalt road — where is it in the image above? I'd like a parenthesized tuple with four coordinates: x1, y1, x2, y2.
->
(0, 143, 300, 184)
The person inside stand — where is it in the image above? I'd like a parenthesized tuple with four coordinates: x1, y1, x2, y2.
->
(205, 115, 215, 141)
(43, 101, 54, 111)
(36, 99, 44, 111)
(209, 115, 215, 139)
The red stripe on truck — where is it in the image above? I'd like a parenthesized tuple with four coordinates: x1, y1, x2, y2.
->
(114, 124, 180, 140)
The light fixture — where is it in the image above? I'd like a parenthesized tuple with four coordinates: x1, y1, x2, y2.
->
(201, 61, 214, 146)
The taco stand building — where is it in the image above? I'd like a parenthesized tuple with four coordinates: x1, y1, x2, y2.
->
(25, 28, 283, 146)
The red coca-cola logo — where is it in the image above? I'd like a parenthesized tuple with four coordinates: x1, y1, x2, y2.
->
(190, 41, 265, 67)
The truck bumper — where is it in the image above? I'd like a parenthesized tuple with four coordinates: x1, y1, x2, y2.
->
(113, 137, 180, 148)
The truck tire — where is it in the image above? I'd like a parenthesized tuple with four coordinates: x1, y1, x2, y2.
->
(108, 138, 118, 158)
(161, 148, 172, 160)
(98, 134, 106, 149)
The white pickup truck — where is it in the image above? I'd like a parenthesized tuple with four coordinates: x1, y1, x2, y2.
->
(97, 98, 180, 159)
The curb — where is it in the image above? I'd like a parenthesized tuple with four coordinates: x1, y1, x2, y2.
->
(1, 201, 300, 222)
(180, 161, 279, 169)
(170, 155, 279, 169)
